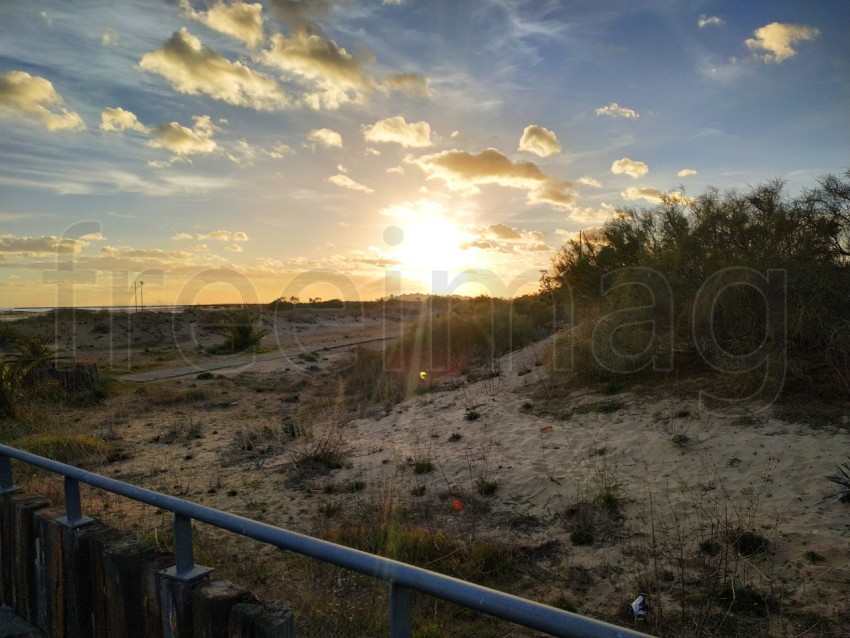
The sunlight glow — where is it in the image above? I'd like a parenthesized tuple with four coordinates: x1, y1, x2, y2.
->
(382, 199, 479, 281)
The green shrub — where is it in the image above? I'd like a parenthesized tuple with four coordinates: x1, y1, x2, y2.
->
(15, 433, 116, 467)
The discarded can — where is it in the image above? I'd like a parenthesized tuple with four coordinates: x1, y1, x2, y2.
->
(631, 594, 646, 620)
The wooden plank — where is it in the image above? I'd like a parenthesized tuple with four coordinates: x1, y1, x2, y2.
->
(191, 580, 256, 638)
(62, 521, 119, 638)
(103, 538, 156, 638)
(228, 601, 294, 638)
(12, 496, 50, 624)
(33, 506, 67, 638)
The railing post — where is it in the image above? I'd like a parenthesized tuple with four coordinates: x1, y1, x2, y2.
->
(0, 454, 21, 494)
(58, 476, 94, 527)
(389, 582, 411, 638)
(161, 513, 213, 582)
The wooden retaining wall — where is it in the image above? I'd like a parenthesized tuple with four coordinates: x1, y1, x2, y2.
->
(0, 490, 294, 637)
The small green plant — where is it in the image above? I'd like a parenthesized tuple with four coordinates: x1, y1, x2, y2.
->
(463, 408, 480, 421)
(805, 550, 825, 564)
(825, 459, 850, 502)
(281, 416, 303, 439)
(733, 529, 768, 556)
(411, 485, 426, 497)
(413, 458, 434, 474)
(476, 478, 499, 497)
(521, 399, 534, 410)
(570, 525, 594, 546)
(196, 371, 214, 380)
(448, 431, 462, 442)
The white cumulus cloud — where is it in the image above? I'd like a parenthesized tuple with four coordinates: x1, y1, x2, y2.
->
(745, 22, 819, 63)
(0, 71, 85, 131)
(328, 174, 374, 194)
(100, 107, 150, 133)
(698, 15, 724, 28)
(306, 128, 342, 148)
(139, 28, 289, 110)
(677, 168, 698, 177)
(595, 102, 639, 119)
(517, 125, 561, 157)
(363, 116, 431, 148)
(611, 158, 649, 179)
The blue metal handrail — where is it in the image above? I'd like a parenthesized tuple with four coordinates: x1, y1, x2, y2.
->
(0, 444, 651, 638)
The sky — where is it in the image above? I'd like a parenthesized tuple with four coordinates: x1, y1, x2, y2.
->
(1, 0, 848, 308)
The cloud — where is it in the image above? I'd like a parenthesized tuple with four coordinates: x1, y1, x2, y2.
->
(265, 142, 294, 158)
(100, 107, 150, 133)
(99, 246, 194, 260)
(78, 232, 106, 241)
(225, 243, 243, 252)
(139, 28, 289, 110)
(175, 230, 249, 242)
(363, 116, 431, 148)
(621, 187, 664, 203)
(306, 128, 342, 148)
(698, 15, 724, 28)
(517, 125, 561, 157)
(147, 115, 218, 156)
(263, 1, 429, 110)
(0, 234, 85, 255)
(745, 23, 819, 63)
(0, 71, 85, 131)
(268, 0, 332, 35)
(380, 73, 431, 98)
(677, 168, 698, 177)
(386, 166, 404, 175)
(201, 230, 249, 242)
(595, 102, 639, 119)
(487, 223, 522, 240)
(622, 187, 692, 205)
(566, 203, 616, 223)
(102, 28, 120, 46)
(412, 147, 575, 208)
(328, 174, 374, 194)
(611, 157, 649, 178)
(181, 0, 265, 49)
(464, 223, 551, 253)
(260, 31, 372, 109)
(577, 176, 602, 188)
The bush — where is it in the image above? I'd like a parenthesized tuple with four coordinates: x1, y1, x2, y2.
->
(545, 172, 850, 399)
(213, 307, 267, 353)
(15, 433, 116, 467)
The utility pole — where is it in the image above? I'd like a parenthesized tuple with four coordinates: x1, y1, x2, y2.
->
(140, 281, 144, 311)
(134, 281, 138, 312)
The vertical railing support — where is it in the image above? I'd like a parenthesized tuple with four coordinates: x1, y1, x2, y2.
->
(58, 476, 93, 527)
(0, 454, 21, 495)
(162, 513, 213, 582)
(389, 582, 411, 638)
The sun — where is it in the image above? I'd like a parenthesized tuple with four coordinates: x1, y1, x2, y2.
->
(382, 200, 478, 280)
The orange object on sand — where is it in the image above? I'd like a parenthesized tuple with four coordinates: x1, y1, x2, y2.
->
(539, 425, 554, 433)
(452, 500, 464, 511)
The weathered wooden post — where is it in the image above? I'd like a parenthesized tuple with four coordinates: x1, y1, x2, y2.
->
(33, 506, 67, 638)
(13, 496, 50, 623)
(191, 580, 257, 638)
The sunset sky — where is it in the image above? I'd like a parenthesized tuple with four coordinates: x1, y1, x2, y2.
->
(1, 1, 847, 307)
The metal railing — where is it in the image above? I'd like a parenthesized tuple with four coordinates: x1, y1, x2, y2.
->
(0, 444, 651, 638)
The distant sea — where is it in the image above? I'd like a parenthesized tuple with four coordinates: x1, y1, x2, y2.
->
(0, 305, 186, 318)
